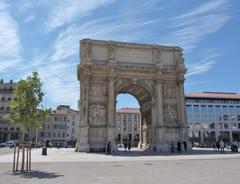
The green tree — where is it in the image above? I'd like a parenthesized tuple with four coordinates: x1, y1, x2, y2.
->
(5, 72, 50, 141)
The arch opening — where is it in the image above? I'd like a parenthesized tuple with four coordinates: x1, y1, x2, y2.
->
(115, 84, 152, 151)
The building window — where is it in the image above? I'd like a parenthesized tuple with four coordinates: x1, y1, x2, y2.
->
(201, 105, 207, 113)
(232, 123, 237, 129)
(208, 105, 214, 113)
(236, 106, 240, 113)
(215, 105, 221, 113)
(62, 132, 65, 137)
(229, 106, 235, 113)
(223, 115, 229, 121)
(230, 115, 236, 121)
(186, 105, 192, 113)
(193, 105, 199, 113)
(210, 123, 215, 129)
(237, 115, 240, 121)
(222, 106, 228, 113)
(224, 123, 228, 129)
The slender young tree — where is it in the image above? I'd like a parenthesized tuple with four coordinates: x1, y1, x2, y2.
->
(5, 72, 50, 141)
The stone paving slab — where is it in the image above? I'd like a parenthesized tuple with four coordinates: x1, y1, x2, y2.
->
(0, 158, 240, 184)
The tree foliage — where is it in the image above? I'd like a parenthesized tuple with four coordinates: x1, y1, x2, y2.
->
(5, 72, 50, 139)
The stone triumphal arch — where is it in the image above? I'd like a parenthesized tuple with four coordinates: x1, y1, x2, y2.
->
(75, 39, 189, 152)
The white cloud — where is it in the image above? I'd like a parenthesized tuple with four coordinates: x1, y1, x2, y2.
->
(0, 1, 22, 72)
(24, 14, 36, 23)
(51, 18, 158, 62)
(178, 0, 229, 19)
(161, 0, 231, 51)
(185, 81, 209, 86)
(142, 0, 160, 9)
(44, 0, 114, 32)
(186, 51, 221, 77)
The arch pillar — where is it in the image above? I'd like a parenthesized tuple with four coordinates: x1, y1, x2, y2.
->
(107, 75, 117, 149)
(75, 66, 90, 152)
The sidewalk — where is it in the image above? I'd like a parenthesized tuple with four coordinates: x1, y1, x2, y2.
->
(0, 148, 239, 163)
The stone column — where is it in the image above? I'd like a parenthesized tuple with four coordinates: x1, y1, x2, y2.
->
(178, 77, 186, 124)
(151, 100, 157, 145)
(156, 77, 164, 127)
(107, 76, 116, 150)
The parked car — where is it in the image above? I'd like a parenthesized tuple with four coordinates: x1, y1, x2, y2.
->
(0, 143, 6, 148)
(1, 140, 16, 148)
(117, 144, 124, 148)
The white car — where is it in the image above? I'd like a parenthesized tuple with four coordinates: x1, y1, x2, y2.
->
(1, 140, 16, 148)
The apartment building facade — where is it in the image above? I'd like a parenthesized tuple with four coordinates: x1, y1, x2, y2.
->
(186, 92, 240, 146)
(0, 80, 21, 143)
(39, 105, 79, 147)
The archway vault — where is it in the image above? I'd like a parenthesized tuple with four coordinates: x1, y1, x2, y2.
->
(76, 39, 189, 152)
(116, 83, 152, 107)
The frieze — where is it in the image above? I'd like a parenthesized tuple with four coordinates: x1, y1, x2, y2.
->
(90, 84, 106, 96)
(163, 85, 176, 98)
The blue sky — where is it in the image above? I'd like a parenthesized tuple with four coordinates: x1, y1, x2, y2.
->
(0, 0, 239, 110)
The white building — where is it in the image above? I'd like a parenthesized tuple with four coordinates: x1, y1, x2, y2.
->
(0, 80, 21, 143)
(186, 92, 240, 146)
(39, 105, 79, 147)
(116, 108, 141, 147)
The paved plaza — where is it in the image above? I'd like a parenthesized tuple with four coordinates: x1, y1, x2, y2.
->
(0, 148, 240, 184)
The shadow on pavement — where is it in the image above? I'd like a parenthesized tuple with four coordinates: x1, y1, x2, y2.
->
(9, 170, 64, 179)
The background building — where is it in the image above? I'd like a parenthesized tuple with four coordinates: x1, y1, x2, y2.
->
(0, 80, 21, 143)
(186, 92, 240, 146)
(39, 105, 79, 147)
(116, 108, 141, 147)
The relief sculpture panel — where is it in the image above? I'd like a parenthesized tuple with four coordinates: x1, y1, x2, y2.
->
(163, 85, 176, 98)
(88, 104, 106, 124)
(163, 104, 178, 125)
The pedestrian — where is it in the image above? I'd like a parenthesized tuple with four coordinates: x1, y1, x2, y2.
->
(124, 142, 127, 152)
(220, 139, 225, 154)
(106, 141, 111, 154)
(127, 142, 131, 152)
(216, 141, 220, 152)
(177, 142, 181, 153)
(183, 141, 187, 151)
(170, 141, 174, 153)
